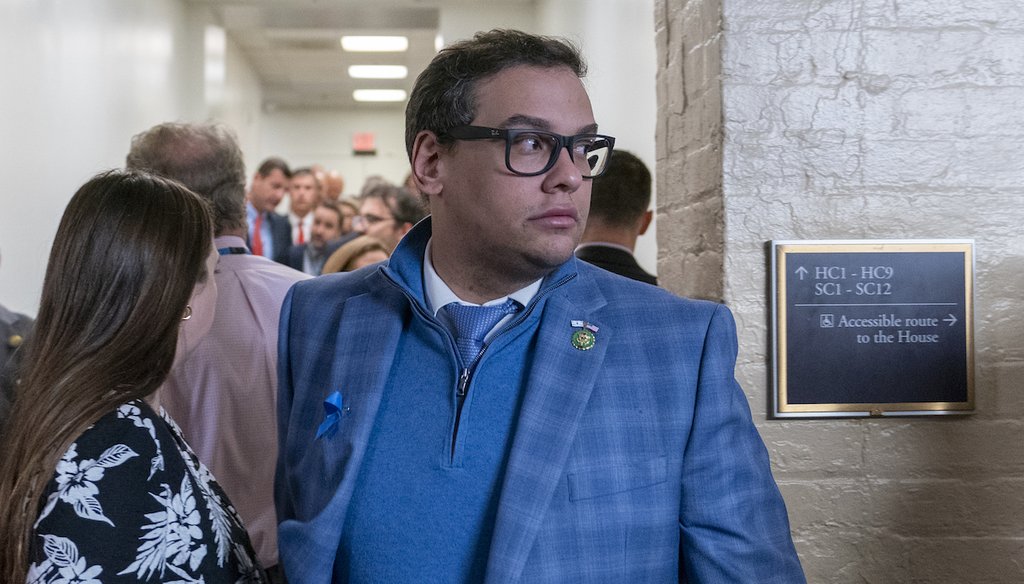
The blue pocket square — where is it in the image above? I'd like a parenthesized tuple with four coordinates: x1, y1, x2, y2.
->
(316, 391, 345, 440)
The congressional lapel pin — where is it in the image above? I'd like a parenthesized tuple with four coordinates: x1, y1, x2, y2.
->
(315, 390, 349, 440)
(570, 320, 598, 351)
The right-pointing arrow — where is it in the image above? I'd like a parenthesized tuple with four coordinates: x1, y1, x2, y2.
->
(944, 314, 957, 326)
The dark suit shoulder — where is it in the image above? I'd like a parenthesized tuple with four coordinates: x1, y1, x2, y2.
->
(575, 245, 657, 286)
(268, 213, 294, 264)
(285, 244, 306, 271)
(574, 259, 720, 319)
(266, 211, 289, 226)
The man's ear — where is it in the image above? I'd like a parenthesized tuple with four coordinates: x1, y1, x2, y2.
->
(638, 209, 653, 235)
(410, 130, 444, 197)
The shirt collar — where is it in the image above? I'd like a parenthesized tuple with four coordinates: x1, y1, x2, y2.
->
(575, 241, 635, 255)
(214, 235, 247, 249)
(422, 238, 542, 316)
(290, 212, 313, 226)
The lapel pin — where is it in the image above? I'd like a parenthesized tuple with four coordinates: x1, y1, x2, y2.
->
(570, 320, 598, 351)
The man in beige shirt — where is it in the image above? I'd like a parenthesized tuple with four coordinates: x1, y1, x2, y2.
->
(127, 122, 309, 581)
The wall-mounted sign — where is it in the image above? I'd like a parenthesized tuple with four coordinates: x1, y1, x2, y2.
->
(771, 240, 974, 418)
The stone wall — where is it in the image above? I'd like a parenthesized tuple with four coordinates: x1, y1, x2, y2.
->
(656, 0, 1024, 581)
(655, 0, 725, 301)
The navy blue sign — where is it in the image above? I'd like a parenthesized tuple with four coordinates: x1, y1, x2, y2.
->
(772, 241, 974, 417)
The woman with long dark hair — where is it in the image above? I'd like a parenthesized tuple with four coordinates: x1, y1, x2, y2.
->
(0, 170, 264, 582)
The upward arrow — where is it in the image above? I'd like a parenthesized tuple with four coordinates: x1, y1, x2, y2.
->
(795, 266, 808, 280)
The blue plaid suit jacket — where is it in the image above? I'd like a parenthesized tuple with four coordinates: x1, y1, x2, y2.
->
(275, 220, 804, 583)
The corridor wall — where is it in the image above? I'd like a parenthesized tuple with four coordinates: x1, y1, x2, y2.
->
(0, 0, 263, 315)
(656, 0, 1024, 581)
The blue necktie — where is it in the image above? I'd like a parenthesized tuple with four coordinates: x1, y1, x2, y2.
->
(443, 299, 521, 365)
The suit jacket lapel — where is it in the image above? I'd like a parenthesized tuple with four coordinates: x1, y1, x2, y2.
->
(485, 273, 609, 584)
(308, 276, 407, 547)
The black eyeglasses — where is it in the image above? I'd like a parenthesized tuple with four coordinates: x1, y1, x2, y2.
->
(444, 126, 616, 178)
(352, 213, 394, 229)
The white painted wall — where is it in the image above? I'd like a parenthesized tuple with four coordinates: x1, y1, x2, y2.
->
(718, 1, 1023, 581)
(538, 0, 660, 276)
(438, 2, 537, 47)
(0, 0, 190, 315)
(260, 108, 410, 196)
(0, 0, 262, 316)
(0, 0, 659, 316)
(212, 23, 266, 178)
(258, 3, 541, 198)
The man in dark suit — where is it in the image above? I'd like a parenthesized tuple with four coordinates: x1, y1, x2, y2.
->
(285, 200, 355, 276)
(275, 29, 804, 584)
(246, 157, 293, 264)
(575, 149, 657, 285)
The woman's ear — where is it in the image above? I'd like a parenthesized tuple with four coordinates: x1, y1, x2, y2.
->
(410, 130, 444, 198)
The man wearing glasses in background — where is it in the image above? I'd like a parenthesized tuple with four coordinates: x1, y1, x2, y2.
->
(351, 183, 427, 252)
(275, 29, 805, 584)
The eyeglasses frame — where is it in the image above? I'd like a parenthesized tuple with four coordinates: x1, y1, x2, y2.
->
(443, 125, 616, 179)
(352, 213, 395, 229)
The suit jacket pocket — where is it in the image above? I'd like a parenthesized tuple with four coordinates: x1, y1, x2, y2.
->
(567, 455, 668, 502)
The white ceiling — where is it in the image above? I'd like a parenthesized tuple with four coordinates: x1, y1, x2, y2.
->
(187, 0, 534, 111)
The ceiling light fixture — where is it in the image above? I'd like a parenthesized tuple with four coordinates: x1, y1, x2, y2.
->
(341, 36, 408, 52)
(353, 89, 408, 102)
(348, 65, 408, 79)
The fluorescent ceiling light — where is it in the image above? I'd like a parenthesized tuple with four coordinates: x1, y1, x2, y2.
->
(348, 65, 408, 79)
(353, 89, 408, 102)
(341, 36, 408, 52)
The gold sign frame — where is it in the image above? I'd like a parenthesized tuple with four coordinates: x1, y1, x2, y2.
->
(771, 240, 975, 418)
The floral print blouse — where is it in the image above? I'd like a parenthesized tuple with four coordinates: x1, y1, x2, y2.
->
(28, 400, 265, 583)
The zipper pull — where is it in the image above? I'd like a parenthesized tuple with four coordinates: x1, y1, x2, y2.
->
(457, 369, 470, 397)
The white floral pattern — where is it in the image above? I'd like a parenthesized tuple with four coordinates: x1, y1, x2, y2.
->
(34, 442, 138, 528)
(164, 415, 237, 567)
(27, 535, 103, 584)
(29, 400, 264, 583)
(117, 477, 206, 580)
(118, 402, 164, 479)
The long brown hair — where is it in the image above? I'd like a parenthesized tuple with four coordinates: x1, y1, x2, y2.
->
(0, 169, 213, 581)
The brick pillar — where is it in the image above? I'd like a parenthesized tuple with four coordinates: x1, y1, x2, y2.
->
(654, 0, 725, 302)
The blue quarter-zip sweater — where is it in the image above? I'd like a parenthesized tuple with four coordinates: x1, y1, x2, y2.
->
(335, 222, 573, 583)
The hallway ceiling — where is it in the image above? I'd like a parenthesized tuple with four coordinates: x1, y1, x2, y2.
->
(188, 0, 533, 111)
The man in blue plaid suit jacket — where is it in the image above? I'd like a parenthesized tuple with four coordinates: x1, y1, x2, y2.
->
(275, 29, 805, 584)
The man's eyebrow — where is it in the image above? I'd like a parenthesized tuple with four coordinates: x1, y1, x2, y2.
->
(500, 115, 552, 130)
(500, 115, 600, 135)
